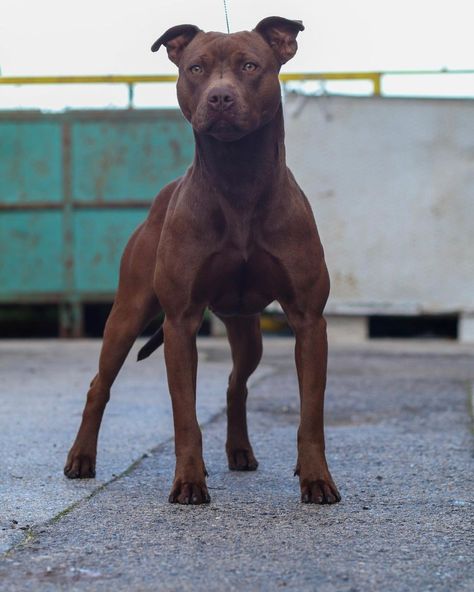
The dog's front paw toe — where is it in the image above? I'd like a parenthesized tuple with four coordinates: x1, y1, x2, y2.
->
(300, 479, 341, 504)
(64, 450, 96, 479)
(168, 481, 210, 505)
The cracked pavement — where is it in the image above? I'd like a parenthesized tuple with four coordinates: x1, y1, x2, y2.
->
(1, 337, 473, 591)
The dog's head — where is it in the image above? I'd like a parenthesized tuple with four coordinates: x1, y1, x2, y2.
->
(152, 17, 304, 142)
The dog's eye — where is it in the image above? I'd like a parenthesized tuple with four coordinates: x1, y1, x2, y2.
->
(189, 65, 203, 74)
(243, 62, 257, 72)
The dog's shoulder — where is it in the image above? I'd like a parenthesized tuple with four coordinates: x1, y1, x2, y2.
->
(147, 177, 184, 223)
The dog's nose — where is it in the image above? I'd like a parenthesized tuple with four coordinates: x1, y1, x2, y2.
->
(207, 87, 235, 111)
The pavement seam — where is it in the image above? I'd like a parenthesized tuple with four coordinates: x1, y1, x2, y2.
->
(467, 380, 474, 435)
(2, 361, 281, 558)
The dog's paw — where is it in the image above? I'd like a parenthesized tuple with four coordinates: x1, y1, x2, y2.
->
(227, 448, 259, 471)
(300, 478, 341, 504)
(168, 481, 210, 505)
(64, 448, 96, 479)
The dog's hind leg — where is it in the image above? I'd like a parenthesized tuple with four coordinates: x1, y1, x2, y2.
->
(64, 293, 159, 479)
(222, 315, 262, 471)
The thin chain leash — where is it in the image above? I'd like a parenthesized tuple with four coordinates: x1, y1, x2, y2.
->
(223, 0, 231, 33)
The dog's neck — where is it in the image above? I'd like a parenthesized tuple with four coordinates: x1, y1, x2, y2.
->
(192, 104, 286, 201)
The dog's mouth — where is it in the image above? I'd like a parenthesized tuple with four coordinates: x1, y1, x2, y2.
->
(190, 100, 254, 141)
(204, 119, 247, 142)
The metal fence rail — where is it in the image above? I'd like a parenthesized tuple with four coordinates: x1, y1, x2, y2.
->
(1, 70, 474, 106)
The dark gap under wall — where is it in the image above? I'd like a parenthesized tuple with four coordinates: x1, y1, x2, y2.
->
(369, 315, 458, 339)
(0, 306, 459, 340)
(0, 303, 211, 338)
(83, 304, 211, 338)
(0, 304, 59, 337)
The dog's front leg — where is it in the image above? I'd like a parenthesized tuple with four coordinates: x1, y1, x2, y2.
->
(163, 314, 210, 505)
(286, 312, 341, 504)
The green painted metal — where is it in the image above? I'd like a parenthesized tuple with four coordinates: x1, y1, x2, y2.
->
(71, 117, 192, 201)
(0, 121, 62, 203)
(0, 210, 64, 294)
(0, 109, 194, 335)
(73, 210, 146, 292)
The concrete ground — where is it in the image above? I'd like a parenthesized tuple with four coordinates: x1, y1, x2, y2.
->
(0, 336, 473, 591)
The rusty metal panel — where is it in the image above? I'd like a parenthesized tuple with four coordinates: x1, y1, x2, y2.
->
(0, 120, 62, 204)
(71, 111, 193, 201)
(0, 211, 64, 297)
(73, 209, 146, 293)
(0, 109, 194, 335)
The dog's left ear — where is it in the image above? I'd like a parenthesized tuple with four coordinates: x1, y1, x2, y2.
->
(254, 16, 304, 65)
(151, 24, 202, 66)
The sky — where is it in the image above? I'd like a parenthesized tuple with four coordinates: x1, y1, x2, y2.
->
(0, 0, 473, 109)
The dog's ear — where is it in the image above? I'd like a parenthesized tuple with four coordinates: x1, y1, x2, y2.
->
(254, 16, 304, 65)
(151, 24, 202, 66)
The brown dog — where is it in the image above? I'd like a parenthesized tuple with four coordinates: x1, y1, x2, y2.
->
(64, 16, 340, 505)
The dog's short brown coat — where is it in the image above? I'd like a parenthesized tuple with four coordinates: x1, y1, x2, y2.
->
(65, 17, 340, 505)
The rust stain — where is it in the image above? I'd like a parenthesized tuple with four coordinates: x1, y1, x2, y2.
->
(333, 270, 359, 294)
(33, 160, 49, 176)
(95, 145, 127, 199)
(169, 139, 181, 164)
(143, 137, 153, 157)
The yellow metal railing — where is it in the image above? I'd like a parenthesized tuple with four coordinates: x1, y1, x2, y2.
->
(1, 70, 473, 106)
(281, 71, 382, 96)
(0, 74, 179, 85)
(0, 72, 382, 98)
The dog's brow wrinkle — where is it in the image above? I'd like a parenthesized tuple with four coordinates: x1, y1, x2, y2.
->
(187, 54, 209, 64)
(235, 51, 256, 59)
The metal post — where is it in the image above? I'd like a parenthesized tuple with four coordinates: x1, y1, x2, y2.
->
(373, 74, 382, 96)
(128, 83, 135, 108)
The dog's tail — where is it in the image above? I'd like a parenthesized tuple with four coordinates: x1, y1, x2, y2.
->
(137, 326, 164, 361)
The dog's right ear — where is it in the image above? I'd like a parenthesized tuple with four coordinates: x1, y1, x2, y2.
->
(254, 17, 304, 65)
(151, 24, 202, 66)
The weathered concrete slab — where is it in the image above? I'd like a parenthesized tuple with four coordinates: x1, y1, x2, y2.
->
(285, 95, 474, 319)
(0, 338, 271, 553)
(1, 338, 473, 591)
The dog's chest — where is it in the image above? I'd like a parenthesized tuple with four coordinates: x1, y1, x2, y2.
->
(203, 228, 286, 316)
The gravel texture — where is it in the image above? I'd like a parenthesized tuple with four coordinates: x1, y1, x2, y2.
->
(0, 337, 473, 591)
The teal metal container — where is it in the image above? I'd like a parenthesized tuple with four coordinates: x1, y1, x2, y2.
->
(0, 109, 194, 335)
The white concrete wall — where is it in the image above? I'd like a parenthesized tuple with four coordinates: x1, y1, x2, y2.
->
(284, 95, 474, 317)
